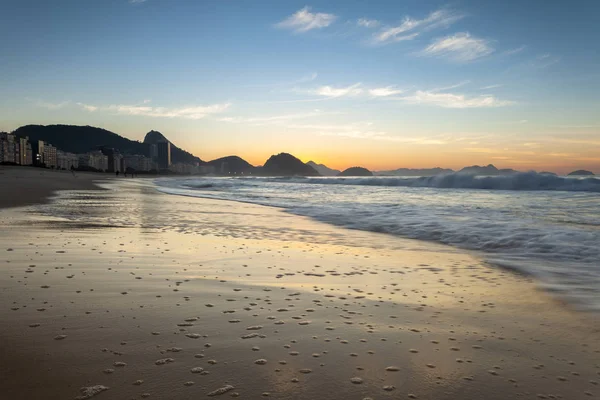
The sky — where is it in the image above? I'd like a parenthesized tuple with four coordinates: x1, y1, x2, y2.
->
(1, 0, 599, 173)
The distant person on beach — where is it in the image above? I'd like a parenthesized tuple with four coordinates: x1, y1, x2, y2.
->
(116, 171, 119, 177)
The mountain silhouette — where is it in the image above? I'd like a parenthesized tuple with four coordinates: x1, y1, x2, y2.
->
(375, 167, 453, 176)
(13, 124, 146, 155)
(567, 169, 594, 176)
(143, 130, 203, 165)
(261, 153, 319, 176)
(338, 166, 373, 176)
(458, 164, 518, 175)
(207, 156, 255, 174)
(307, 161, 341, 176)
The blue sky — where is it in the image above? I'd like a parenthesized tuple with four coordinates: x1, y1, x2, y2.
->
(1, 0, 599, 172)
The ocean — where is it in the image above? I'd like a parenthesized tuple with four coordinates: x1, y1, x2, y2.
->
(155, 172, 600, 311)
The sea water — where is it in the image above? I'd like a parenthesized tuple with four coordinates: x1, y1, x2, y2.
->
(156, 172, 600, 311)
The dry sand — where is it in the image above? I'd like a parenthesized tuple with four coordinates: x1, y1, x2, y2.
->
(0, 173, 599, 400)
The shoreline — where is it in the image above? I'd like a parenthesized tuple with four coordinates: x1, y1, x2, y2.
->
(1, 174, 599, 399)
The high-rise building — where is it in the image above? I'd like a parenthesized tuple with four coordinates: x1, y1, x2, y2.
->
(57, 151, 79, 170)
(148, 143, 158, 161)
(0, 132, 17, 164)
(32, 140, 45, 165)
(78, 151, 108, 171)
(18, 137, 33, 165)
(157, 141, 171, 170)
(123, 154, 153, 172)
(43, 143, 58, 168)
(99, 147, 123, 173)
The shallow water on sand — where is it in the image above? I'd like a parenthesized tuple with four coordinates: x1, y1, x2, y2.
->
(1, 180, 599, 400)
(156, 176, 600, 311)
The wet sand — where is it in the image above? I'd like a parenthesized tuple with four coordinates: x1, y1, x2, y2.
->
(0, 179, 599, 400)
(0, 166, 109, 208)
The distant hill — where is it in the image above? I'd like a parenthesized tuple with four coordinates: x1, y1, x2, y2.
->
(539, 171, 558, 176)
(143, 130, 203, 165)
(13, 124, 147, 155)
(375, 167, 453, 176)
(12, 125, 204, 165)
(306, 161, 340, 176)
(567, 170, 594, 176)
(338, 166, 373, 177)
(207, 156, 255, 174)
(458, 164, 518, 175)
(260, 153, 319, 176)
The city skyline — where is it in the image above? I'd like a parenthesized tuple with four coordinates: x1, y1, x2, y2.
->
(1, 0, 599, 174)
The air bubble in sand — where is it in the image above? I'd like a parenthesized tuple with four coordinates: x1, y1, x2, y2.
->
(350, 377, 363, 384)
(255, 359, 268, 365)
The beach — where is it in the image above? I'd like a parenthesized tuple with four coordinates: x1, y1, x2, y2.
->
(0, 170, 599, 400)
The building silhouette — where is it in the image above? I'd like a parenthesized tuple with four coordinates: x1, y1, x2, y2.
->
(157, 141, 171, 170)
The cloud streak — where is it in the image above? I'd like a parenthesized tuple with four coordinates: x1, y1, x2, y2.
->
(399, 90, 513, 108)
(421, 32, 493, 62)
(285, 122, 447, 144)
(79, 101, 231, 119)
(372, 8, 464, 45)
(503, 45, 526, 56)
(217, 110, 341, 125)
(357, 18, 380, 28)
(369, 86, 404, 97)
(309, 83, 363, 98)
(29, 98, 70, 110)
(276, 7, 337, 33)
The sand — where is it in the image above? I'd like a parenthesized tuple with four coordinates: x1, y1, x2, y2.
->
(0, 172, 599, 400)
(0, 166, 110, 208)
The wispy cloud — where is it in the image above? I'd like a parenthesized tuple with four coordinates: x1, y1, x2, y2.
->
(531, 53, 560, 68)
(479, 84, 503, 90)
(29, 98, 70, 110)
(503, 45, 526, 56)
(79, 101, 231, 119)
(129, 0, 147, 4)
(357, 18, 380, 28)
(245, 72, 318, 89)
(77, 103, 98, 112)
(217, 110, 341, 125)
(399, 90, 513, 108)
(430, 80, 471, 92)
(421, 32, 493, 62)
(286, 122, 447, 144)
(309, 83, 363, 98)
(276, 7, 337, 33)
(368, 86, 404, 97)
(372, 8, 464, 45)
